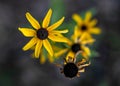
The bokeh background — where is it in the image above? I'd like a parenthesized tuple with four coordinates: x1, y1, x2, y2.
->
(0, 0, 120, 86)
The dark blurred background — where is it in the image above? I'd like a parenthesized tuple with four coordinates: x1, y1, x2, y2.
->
(0, 0, 120, 86)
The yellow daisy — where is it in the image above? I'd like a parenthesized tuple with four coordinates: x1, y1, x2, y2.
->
(72, 11, 101, 38)
(54, 28, 95, 60)
(19, 9, 68, 58)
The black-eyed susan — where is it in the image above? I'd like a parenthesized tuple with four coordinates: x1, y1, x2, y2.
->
(72, 11, 101, 38)
(19, 9, 68, 58)
(56, 56, 90, 78)
(54, 28, 95, 60)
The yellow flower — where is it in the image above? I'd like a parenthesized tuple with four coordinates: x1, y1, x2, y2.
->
(19, 9, 68, 58)
(54, 28, 95, 60)
(72, 11, 101, 38)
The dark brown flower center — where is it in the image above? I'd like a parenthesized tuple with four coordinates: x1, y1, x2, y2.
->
(63, 63, 78, 78)
(71, 43, 81, 53)
(81, 25, 87, 31)
(37, 28, 48, 40)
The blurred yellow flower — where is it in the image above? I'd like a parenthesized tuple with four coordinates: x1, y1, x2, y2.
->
(19, 9, 68, 58)
(72, 11, 101, 38)
(55, 28, 95, 60)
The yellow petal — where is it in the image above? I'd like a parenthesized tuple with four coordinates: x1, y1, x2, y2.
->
(43, 39, 53, 56)
(26, 12, 40, 29)
(66, 51, 75, 62)
(82, 52, 89, 60)
(52, 32, 64, 37)
(23, 37, 38, 51)
(72, 13, 82, 25)
(40, 54, 46, 64)
(48, 34, 68, 43)
(85, 33, 93, 39)
(72, 26, 81, 42)
(81, 39, 95, 45)
(31, 47, 39, 59)
(49, 31, 68, 41)
(89, 19, 97, 27)
(42, 9, 52, 28)
(78, 32, 87, 42)
(90, 27, 101, 34)
(54, 48, 68, 57)
(66, 51, 75, 58)
(67, 39, 73, 46)
(82, 46, 90, 56)
(49, 32, 72, 45)
(74, 26, 81, 37)
(35, 40, 42, 57)
(18, 28, 36, 37)
(30, 46, 35, 50)
(47, 17, 65, 31)
(51, 29, 68, 34)
(84, 11, 92, 23)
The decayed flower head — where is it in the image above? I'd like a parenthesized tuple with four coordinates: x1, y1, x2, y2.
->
(54, 28, 95, 60)
(19, 9, 68, 58)
(56, 55, 90, 78)
(72, 11, 101, 38)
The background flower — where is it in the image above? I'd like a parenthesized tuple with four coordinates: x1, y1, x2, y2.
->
(54, 30, 95, 61)
(72, 11, 101, 39)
